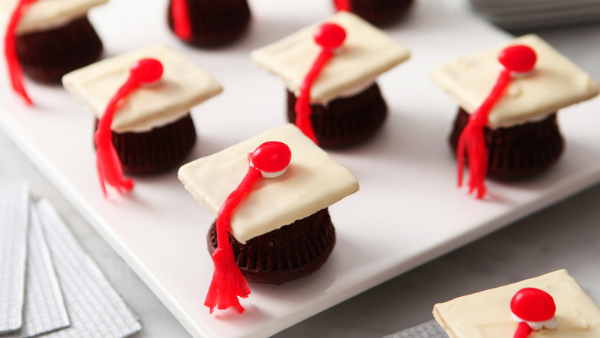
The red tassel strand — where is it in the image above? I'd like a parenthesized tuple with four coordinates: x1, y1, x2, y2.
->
(295, 23, 347, 144)
(95, 58, 164, 198)
(456, 45, 537, 199)
(4, 0, 36, 105)
(206, 142, 291, 314)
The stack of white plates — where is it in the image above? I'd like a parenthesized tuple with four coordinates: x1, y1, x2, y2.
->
(445, 0, 600, 29)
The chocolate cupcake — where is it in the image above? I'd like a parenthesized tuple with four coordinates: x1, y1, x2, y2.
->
(432, 34, 599, 198)
(63, 45, 223, 196)
(93, 113, 197, 175)
(207, 208, 336, 285)
(333, 0, 414, 26)
(449, 108, 564, 180)
(167, 0, 251, 47)
(252, 12, 410, 148)
(2, 0, 106, 90)
(286, 83, 388, 148)
(178, 124, 359, 313)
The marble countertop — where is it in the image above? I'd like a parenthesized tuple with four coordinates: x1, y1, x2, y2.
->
(1, 15, 600, 338)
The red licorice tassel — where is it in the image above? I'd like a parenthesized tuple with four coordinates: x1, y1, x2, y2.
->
(205, 168, 258, 314)
(206, 142, 291, 314)
(334, 0, 352, 11)
(295, 23, 347, 144)
(4, 0, 36, 105)
(456, 45, 537, 199)
(513, 322, 533, 338)
(95, 59, 164, 198)
(172, 0, 192, 41)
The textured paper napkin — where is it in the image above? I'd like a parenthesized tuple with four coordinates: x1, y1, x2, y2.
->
(0, 185, 29, 334)
(383, 320, 448, 338)
(5, 203, 71, 338)
(36, 200, 141, 338)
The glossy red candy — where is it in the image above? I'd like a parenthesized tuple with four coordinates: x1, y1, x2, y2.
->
(511, 288, 556, 322)
(315, 23, 347, 50)
(251, 141, 292, 173)
(130, 58, 163, 84)
(499, 45, 537, 73)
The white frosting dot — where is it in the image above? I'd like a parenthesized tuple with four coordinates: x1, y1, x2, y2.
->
(260, 167, 287, 179)
(512, 313, 558, 331)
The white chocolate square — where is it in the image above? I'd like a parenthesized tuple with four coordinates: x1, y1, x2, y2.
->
(0, 0, 108, 35)
(432, 35, 600, 129)
(63, 44, 223, 133)
(251, 12, 410, 105)
(433, 270, 600, 338)
(178, 124, 359, 244)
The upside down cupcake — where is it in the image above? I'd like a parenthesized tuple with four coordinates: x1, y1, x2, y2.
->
(333, 0, 414, 26)
(167, 0, 251, 47)
(433, 270, 600, 338)
(251, 12, 410, 148)
(63, 44, 222, 197)
(431, 34, 600, 199)
(1, 0, 106, 104)
(178, 124, 359, 313)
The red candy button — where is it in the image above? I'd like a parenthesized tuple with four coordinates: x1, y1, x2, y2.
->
(251, 141, 292, 173)
(130, 58, 163, 84)
(499, 45, 537, 73)
(511, 288, 556, 322)
(314, 23, 347, 50)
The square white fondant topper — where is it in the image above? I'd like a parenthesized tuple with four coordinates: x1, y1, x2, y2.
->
(432, 35, 600, 129)
(251, 11, 410, 105)
(63, 44, 223, 133)
(0, 0, 108, 34)
(433, 270, 600, 338)
(178, 124, 360, 244)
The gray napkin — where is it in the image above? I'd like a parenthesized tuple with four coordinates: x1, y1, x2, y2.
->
(13, 204, 70, 338)
(36, 200, 141, 338)
(0, 186, 30, 334)
(383, 320, 448, 338)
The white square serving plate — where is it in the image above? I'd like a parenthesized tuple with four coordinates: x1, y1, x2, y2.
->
(1, 0, 600, 337)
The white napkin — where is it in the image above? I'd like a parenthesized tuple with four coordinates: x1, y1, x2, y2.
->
(10, 204, 71, 338)
(0, 184, 141, 338)
(35, 200, 141, 338)
(383, 320, 448, 338)
(0, 186, 29, 334)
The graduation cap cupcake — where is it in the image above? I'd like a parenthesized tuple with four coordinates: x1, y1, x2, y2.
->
(432, 35, 600, 199)
(167, 0, 251, 47)
(333, 0, 414, 26)
(63, 44, 222, 197)
(433, 270, 600, 338)
(251, 12, 410, 148)
(1, 0, 106, 104)
(178, 124, 359, 313)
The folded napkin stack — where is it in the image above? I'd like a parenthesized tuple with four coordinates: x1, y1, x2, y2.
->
(0, 185, 141, 338)
(383, 320, 447, 338)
